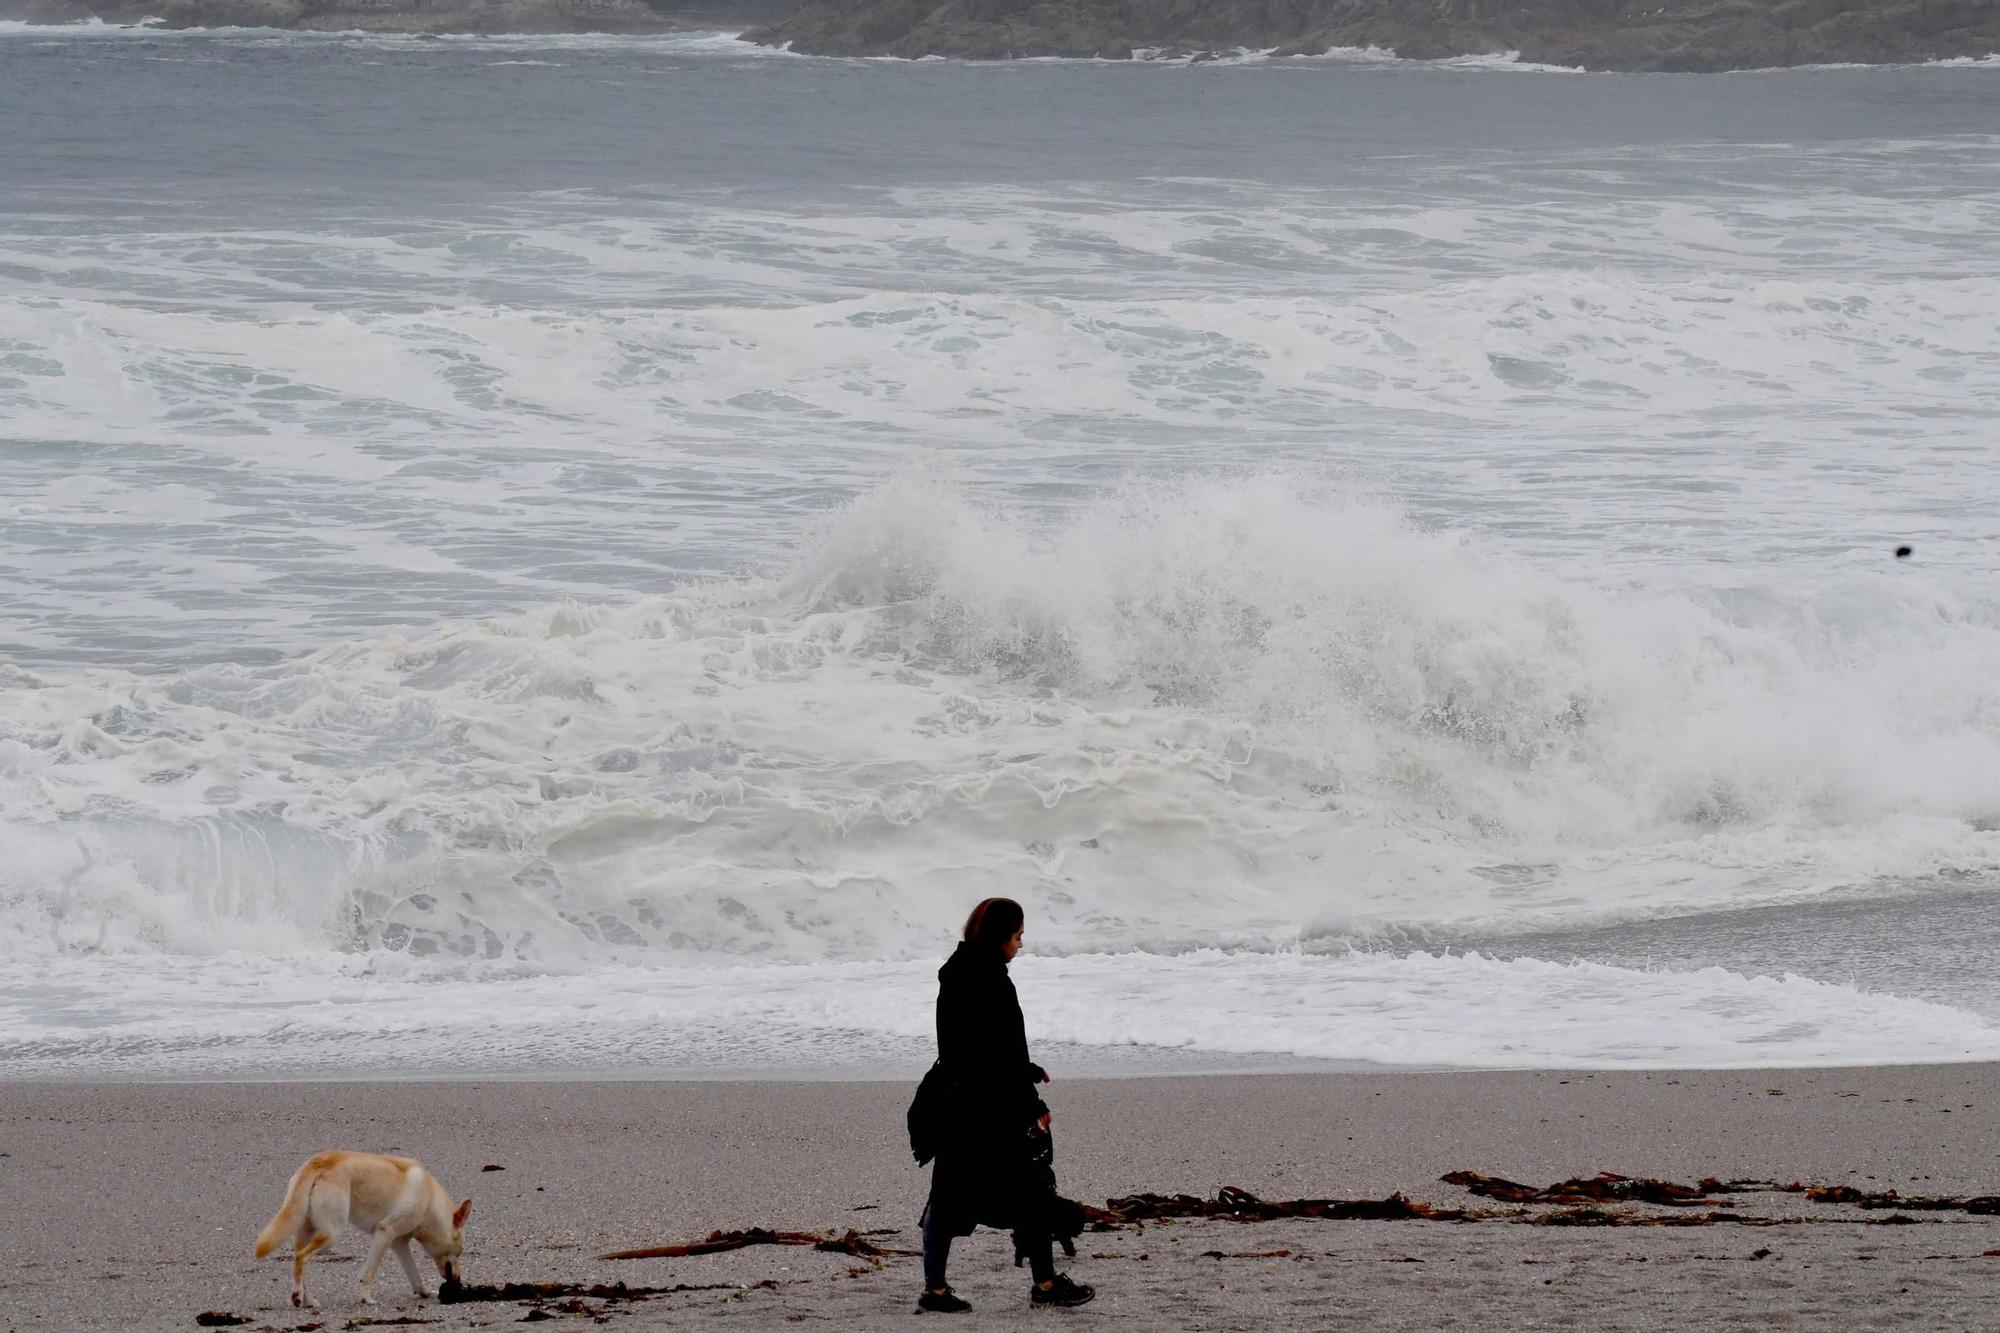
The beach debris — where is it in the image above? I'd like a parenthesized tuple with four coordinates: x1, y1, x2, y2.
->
(481, 1164, 506, 1172)
(1528, 1208, 1786, 1229)
(1530, 1208, 1622, 1227)
(460, 1168, 2000, 1312)
(438, 1278, 761, 1305)
(1780, 1183, 2000, 1215)
(1441, 1171, 1726, 1207)
(597, 1227, 907, 1262)
(516, 1298, 594, 1322)
(1434, 1171, 2000, 1227)
(1092, 1186, 1475, 1226)
(194, 1316, 250, 1328)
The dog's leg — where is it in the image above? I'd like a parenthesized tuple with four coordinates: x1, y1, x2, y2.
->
(357, 1225, 399, 1305)
(291, 1221, 312, 1307)
(292, 1229, 332, 1309)
(392, 1238, 430, 1299)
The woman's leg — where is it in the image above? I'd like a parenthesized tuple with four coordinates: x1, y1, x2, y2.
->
(1019, 1231, 1056, 1285)
(921, 1207, 953, 1290)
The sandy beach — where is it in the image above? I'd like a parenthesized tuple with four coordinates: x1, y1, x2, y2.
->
(5, 1065, 2000, 1330)
(8, 14, 2000, 1332)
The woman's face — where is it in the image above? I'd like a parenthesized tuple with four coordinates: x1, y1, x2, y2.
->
(1002, 925, 1024, 961)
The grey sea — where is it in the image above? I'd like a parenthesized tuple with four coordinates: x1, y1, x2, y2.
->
(2, 29, 1999, 1078)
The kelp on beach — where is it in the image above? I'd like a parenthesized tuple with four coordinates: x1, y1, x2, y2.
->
(1088, 1186, 1477, 1225)
(1093, 1172, 2000, 1229)
(578, 1171, 2000, 1264)
(1440, 1171, 2000, 1221)
(595, 1228, 906, 1262)
(189, 1169, 2000, 1328)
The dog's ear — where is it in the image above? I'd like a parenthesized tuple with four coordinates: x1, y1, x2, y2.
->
(453, 1199, 473, 1229)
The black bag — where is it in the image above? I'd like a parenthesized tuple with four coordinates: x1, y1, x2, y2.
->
(907, 1059, 954, 1166)
(1014, 1124, 1088, 1261)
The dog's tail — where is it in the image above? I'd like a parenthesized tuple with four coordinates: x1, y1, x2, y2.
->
(254, 1167, 315, 1258)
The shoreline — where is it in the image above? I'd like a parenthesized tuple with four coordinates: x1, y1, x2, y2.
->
(10, 1049, 2000, 1085)
(741, 0, 2000, 70)
(0, 1040, 1369, 1085)
(3, 12, 1998, 70)
(0, 0, 777, 35)
(5, 1065, 1999, 1328)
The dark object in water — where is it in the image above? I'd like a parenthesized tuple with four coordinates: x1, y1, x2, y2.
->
(597, 1228, 902, 1262)
(1895, 546, 1913, 558)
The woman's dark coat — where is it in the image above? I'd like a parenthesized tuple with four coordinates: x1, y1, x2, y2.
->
(921, 940, 1051, 1239)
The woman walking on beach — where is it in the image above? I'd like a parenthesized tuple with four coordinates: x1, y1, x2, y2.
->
(916, 897, 1095, 1314)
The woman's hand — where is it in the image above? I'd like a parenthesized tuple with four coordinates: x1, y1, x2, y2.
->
(1037, 1111, 1052, 1132)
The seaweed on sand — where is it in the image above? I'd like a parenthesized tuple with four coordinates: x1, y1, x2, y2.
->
(596, 1227, 909, 1262)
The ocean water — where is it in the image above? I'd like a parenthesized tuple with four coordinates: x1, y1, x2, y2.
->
(3, 27, 1999, 1078)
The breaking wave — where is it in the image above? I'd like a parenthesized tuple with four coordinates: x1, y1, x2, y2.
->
(6, 43, 1999, 1072)
(5, 475, 1999, 971)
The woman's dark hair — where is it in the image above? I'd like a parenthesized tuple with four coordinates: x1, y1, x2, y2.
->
(962, 897, 1025, 952)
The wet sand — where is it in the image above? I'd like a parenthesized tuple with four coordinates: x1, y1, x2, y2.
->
(4, 1066, 2000, 1330)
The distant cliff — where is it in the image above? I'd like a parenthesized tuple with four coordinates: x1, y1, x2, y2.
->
(742, 0, 2000, 70)
(1, 0, 789, 32)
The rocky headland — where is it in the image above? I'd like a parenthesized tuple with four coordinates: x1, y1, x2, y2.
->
(1, 0, 783, 34)
(742, 0, 2000, 70)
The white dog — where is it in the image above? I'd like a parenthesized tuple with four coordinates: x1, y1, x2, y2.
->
(254, 1151, 471, 1308)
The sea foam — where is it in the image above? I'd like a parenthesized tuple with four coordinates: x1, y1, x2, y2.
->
(5, 49, 1998, 1073)
(5, 476, 1998, 976)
